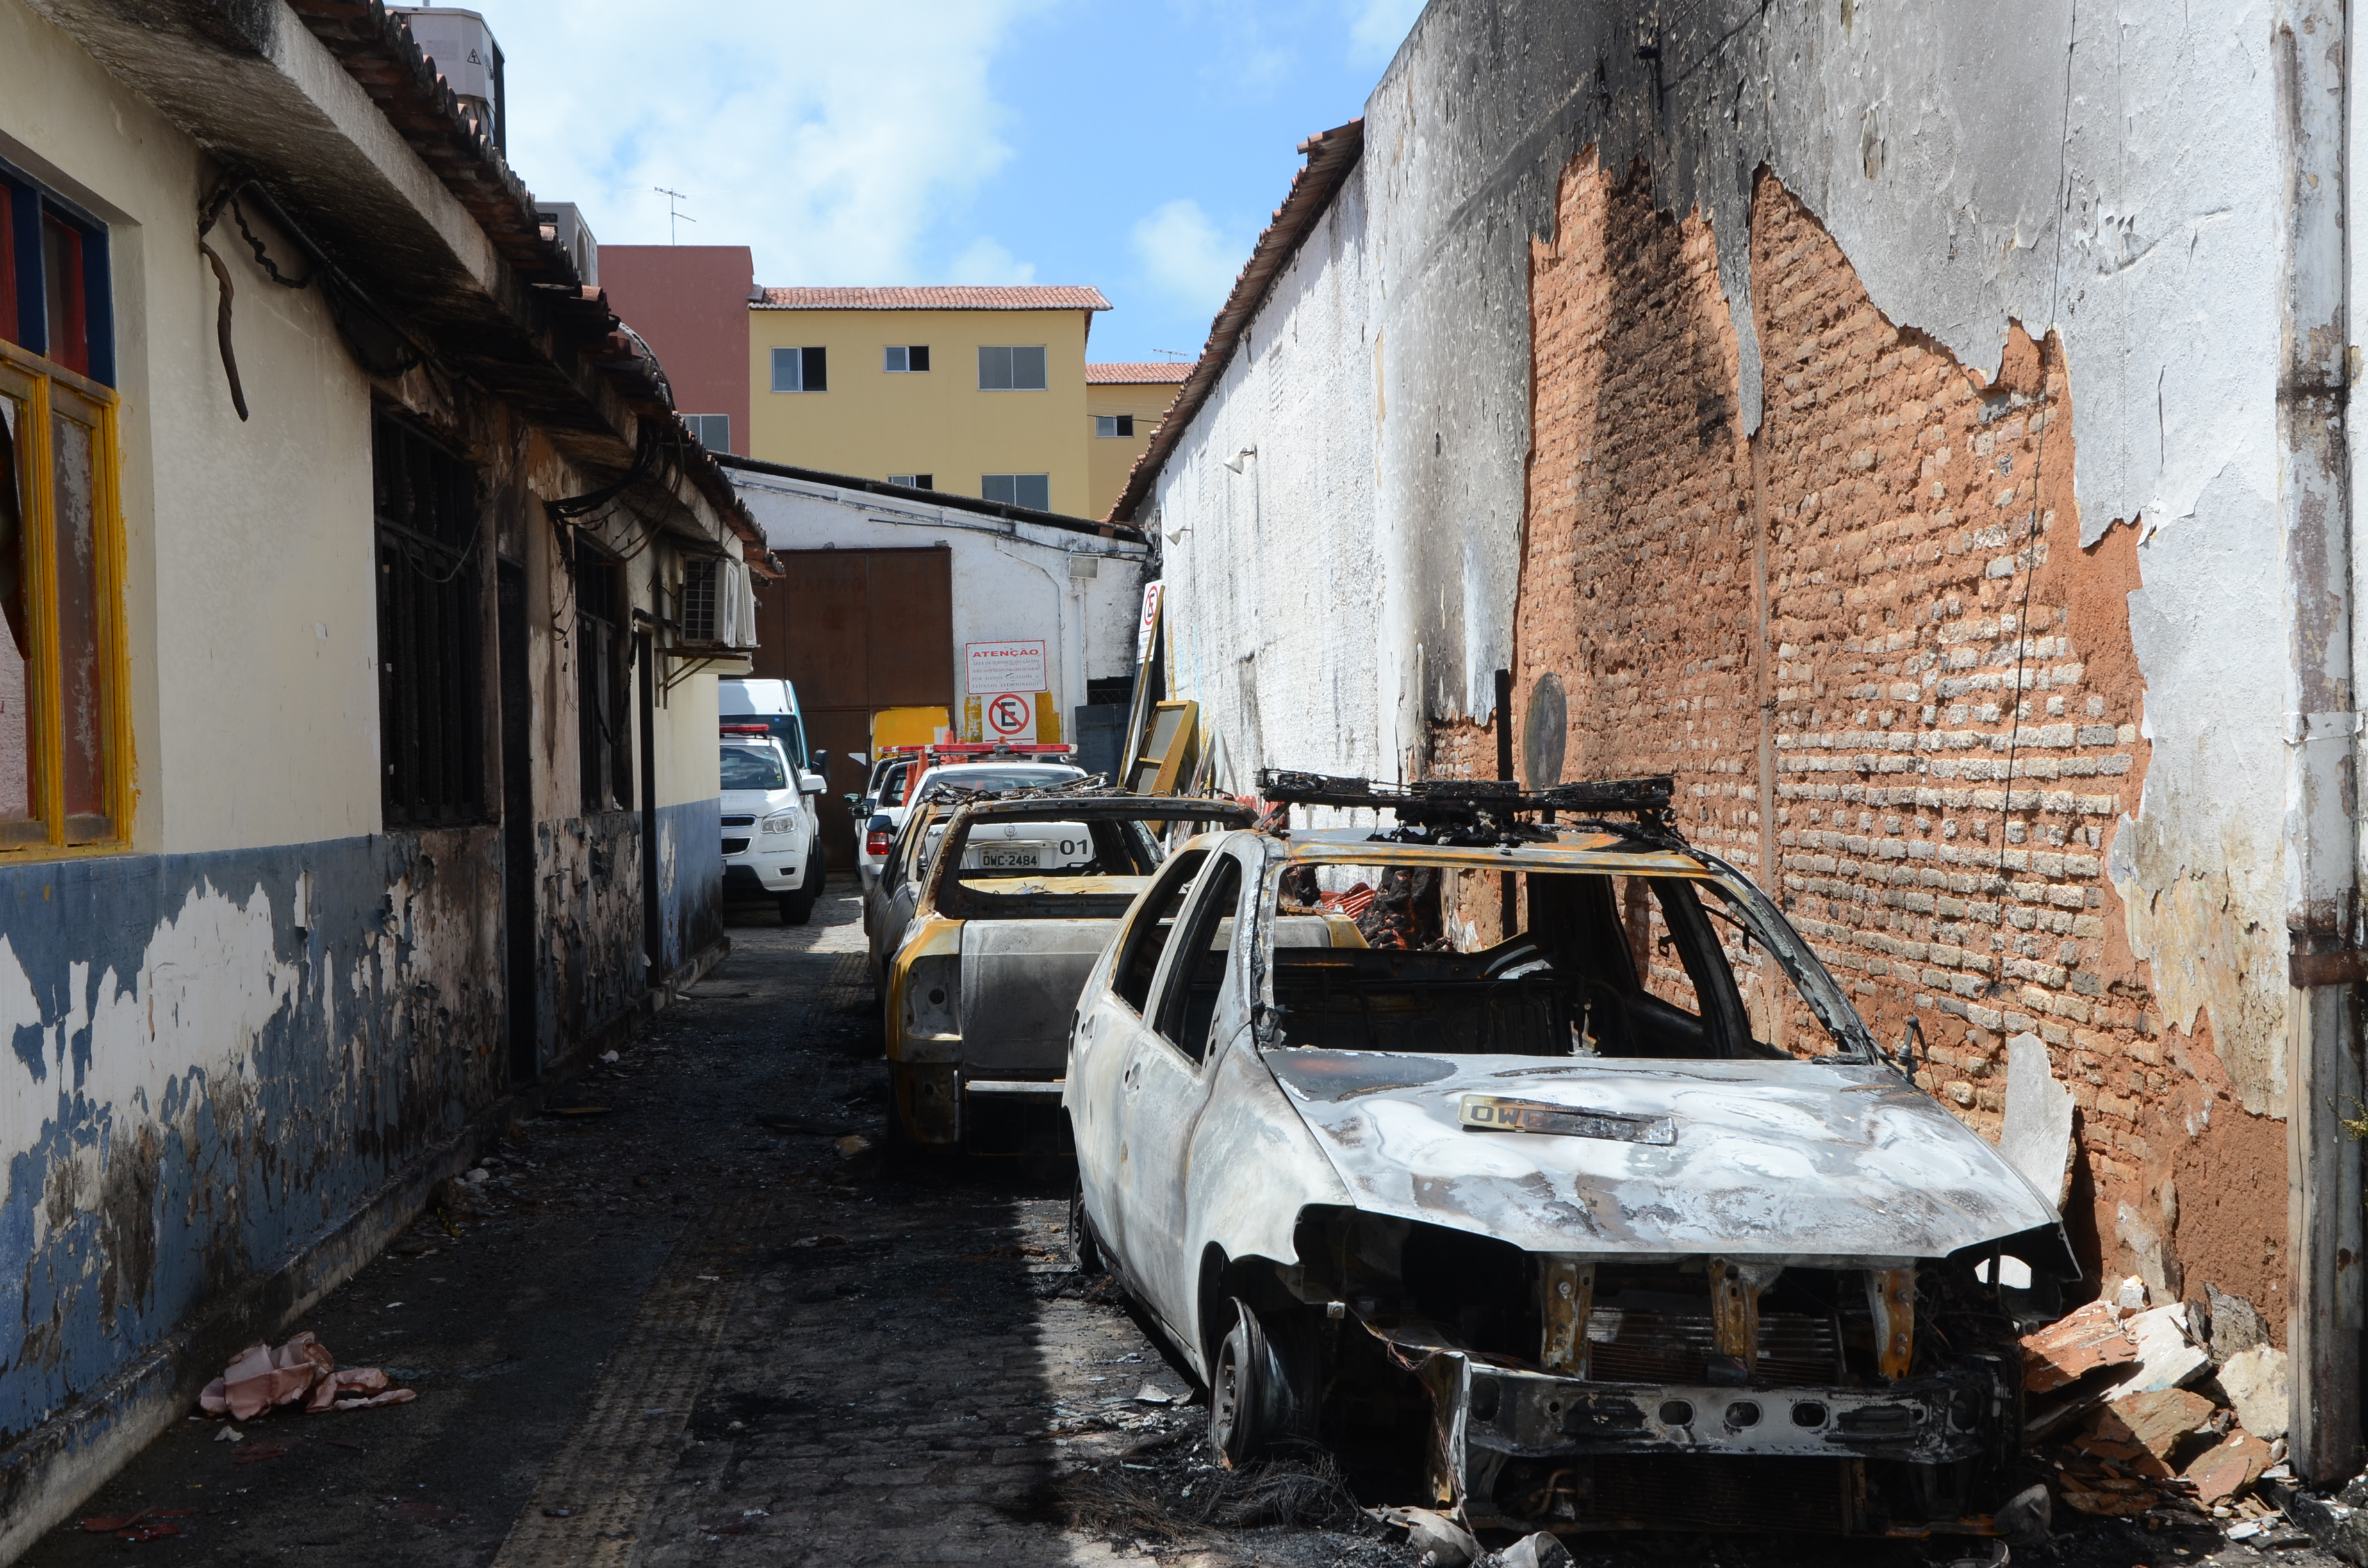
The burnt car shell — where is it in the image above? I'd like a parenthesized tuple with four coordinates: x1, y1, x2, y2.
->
(1066, 811, 2073, 1538)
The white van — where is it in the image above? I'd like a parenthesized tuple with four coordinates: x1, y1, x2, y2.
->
(719, 678, 828, 922)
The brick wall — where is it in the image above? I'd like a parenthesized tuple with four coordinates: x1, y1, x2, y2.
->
(1434, 154, 2287, 1327)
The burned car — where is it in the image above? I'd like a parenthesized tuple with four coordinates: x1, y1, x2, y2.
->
(884, 790, 1256, 1148)
(1065, 772, 2071, 1537)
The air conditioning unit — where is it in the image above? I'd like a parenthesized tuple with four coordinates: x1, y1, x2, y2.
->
(678, 555, 757, 650)
(536, 202, 598, 286)
(390, 7, 507, 153)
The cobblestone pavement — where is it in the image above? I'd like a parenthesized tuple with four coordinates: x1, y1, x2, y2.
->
(21, 885, 2338, 1568)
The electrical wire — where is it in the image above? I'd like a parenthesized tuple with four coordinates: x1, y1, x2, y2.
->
(1993, 1, 2081, 874)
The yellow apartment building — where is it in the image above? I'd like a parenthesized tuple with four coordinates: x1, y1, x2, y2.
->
(748, 286, 1110, 518)
(1085, 361, 1192, 518)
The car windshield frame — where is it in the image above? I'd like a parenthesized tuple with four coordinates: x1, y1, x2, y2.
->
(1247, 829, 1882, 1065)
(922, 796, 1257, 920)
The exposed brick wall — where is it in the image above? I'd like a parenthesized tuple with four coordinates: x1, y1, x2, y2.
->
(1434, 152, 2287, 1328)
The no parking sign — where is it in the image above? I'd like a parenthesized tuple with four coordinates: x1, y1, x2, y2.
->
(983, 690, 1037, 740)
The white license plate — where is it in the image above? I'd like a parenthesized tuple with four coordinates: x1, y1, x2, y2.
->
(978, 846, 1041, 870)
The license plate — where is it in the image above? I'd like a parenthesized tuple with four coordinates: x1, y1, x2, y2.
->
(978, 847, 1040, 870)
(1458, 1095, 1676, 1145)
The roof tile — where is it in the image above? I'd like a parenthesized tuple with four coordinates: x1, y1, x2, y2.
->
(1086, 361, 1194, 384)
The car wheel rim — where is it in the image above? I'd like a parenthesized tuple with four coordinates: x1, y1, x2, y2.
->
(1211, 1344, 1242, 1457)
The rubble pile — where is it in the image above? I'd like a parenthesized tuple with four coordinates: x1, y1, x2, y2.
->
(2023, 1276, 2289, 1531)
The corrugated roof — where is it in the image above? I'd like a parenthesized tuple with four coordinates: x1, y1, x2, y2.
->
(1108, 121, 1363, 523)
(1087, 361, 1194, 384)
(754, 286, 1112, 311)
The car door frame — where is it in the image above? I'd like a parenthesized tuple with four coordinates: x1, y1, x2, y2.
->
(1105, 836, 1256, 1344)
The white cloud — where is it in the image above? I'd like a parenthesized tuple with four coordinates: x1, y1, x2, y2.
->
(1130, 199, 1247, 314)
(948, 236, 1037, 284)
(467, 0, 1050, 284)
(1346, 0, 1425, 65)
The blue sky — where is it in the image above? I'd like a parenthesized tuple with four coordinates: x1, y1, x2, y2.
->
(472, 0, 1424, 365)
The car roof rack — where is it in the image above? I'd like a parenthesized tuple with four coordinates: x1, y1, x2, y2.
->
(1254, 769, 1681, 845)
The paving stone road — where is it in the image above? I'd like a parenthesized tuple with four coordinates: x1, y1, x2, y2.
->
(22, 884, 2339, 1568)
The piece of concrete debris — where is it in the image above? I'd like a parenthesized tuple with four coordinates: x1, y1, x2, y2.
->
(2001, 1031, 2076, 1205)
(2207, 1282, 2271, 1361)
(2122, 1302, 2212, 1394)
(2116, 1275, 2150, 1314)
(1368, 1506, 1481, 1568)
(2219, 1344, 2290, 1440)
(2058, 1474, 2161, 1517)
(463, 1168, 490, 1185)
(2182, 1429, 2274, 1505)
(1133, 1385, 1179, 1405)
(213, 1426, 243, 1443)
(2079, 1385, 2216, 1477)
(835, 1134, 873, 1158)
(2023, 1300, 2139, 1393)
(1993, 1482, 2053, 1547)
(1493, 1530, 1573, 1568)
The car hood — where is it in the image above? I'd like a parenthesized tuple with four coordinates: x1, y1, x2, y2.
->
(1263, 1050, 2063, 1265)
(722, 788, 797, 813)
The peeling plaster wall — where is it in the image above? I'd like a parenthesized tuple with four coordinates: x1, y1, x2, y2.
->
(0, 835, 500, 1448)
(0, 3, 734, 1534)
(1147, 0, 2300, 1309)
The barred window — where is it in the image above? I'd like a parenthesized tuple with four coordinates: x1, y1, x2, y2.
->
(374, 411, 486, 828)
(577, 554, 632, 813)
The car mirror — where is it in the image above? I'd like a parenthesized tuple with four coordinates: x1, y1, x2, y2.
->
(798, 771, 827, 795)
(843, 793, 862, 810)
(811, 749, 831, 778)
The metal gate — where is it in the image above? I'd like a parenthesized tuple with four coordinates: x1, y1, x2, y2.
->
(748, 545, 954, 857)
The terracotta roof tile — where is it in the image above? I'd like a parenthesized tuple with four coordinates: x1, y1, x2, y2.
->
(1086, 361, 1194, 384)
(755, 286, 1111, 311)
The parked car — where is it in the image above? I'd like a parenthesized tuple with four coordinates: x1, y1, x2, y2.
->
(857, 758, 1091, 995)
(1065, 771, 2070, 1539)
(719, 726, 827, 924)
(849, 753, 911, 892)
(882, 790, 1258, 1149)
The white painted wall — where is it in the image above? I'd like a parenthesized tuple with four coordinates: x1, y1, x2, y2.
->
(730, 470, 1147, 731)
(1, 0, 379, 856)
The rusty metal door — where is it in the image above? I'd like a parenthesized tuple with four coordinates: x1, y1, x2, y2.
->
(750, 546, 953, 858)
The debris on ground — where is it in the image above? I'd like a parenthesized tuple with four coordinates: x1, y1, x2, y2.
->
(1367, 1505, 1480, 1568)
(196, 1331, 415, 1420)
(2021, 1276, 2307, 1540)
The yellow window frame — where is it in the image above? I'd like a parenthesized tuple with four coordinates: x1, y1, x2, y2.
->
(0, 336, 132, 856)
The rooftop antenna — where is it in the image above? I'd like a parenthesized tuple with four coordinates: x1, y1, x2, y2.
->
(654, 186, 696, 245)
(1153, 348, 1192, 360)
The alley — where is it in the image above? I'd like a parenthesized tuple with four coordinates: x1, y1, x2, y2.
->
(10, 885, 2324, 1568)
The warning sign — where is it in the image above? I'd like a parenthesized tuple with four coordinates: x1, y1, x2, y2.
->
(983, 691, 1037, 741)
(966, 640, 1047, 698)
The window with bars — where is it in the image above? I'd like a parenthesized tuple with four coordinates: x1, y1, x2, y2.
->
(374, 411, 487, 828)
(576, 554, 632, 813)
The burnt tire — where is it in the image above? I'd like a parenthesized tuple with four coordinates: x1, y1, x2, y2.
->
(1067, 1171, 1103, 1275)
(1211, 1299, 1290, 1467)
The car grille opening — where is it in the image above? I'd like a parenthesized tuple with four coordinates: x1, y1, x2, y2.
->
(721, 838, 750, 854)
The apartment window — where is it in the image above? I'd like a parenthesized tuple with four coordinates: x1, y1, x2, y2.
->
(978, 345, 1046, 391)
(576, 555, 632, 813)
(0, 333, 126, 853)
(374, 411, 486, 828)
(682, 412, 730, 450)
(0, 161, 115, 386)
(884, 345, 930, 373)
(888, 473, 934, 490)
(982, 473, 1050, 510)
(1094, 414, 1136, 439)
(771, 346, 828, 393)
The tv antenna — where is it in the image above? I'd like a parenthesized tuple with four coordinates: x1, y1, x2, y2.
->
(654, 186, 696, 245)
